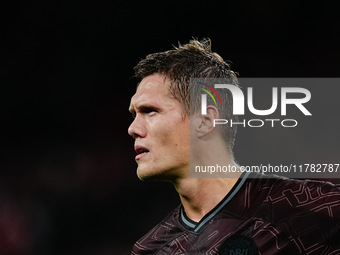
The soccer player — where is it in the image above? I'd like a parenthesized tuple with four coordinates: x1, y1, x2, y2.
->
(128, 39, 340, 254)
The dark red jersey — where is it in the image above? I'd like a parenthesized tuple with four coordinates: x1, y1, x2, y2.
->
(131, 173, 340, 254)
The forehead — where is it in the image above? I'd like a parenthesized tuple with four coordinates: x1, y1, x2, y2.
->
(130, 73, 173, 108)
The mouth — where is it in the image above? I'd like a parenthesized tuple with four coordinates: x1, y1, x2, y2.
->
(135, 145, 150, 160)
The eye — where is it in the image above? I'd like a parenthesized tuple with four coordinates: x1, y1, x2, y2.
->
(131, 112, 136, 119)
(141, 107, 158, 115)
(146, 108, 157, 114)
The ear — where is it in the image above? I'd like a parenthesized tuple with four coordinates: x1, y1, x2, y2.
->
(197, 105, 219, 138)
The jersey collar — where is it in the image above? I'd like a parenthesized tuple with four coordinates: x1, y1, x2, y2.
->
(180, 171, 250, 232)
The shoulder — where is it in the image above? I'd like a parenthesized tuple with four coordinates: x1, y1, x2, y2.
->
(249, 172, 340, 198)
(131, 205, 183, 255)
(263, 174, 340, 202)
(250, 173, 340, 222)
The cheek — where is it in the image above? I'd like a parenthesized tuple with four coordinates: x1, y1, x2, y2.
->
(167, 122, 190, 150)
(149, 112, 190, 150)
(148, 119, 174, 148)
(156, 122, 184, 146)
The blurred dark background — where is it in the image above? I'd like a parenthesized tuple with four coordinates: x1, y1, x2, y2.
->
(1, 1, 340, 254)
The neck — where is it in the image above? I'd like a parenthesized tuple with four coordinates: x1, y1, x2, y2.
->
(173, 174, 240, 222)
(172, 133, 242, 222)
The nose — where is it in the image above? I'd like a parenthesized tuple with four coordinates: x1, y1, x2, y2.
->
(128, 116, 146, 139)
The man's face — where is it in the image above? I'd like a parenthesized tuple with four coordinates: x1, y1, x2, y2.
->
(128, 73, 190, 181)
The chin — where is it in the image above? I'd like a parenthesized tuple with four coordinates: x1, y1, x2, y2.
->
(136, 166, 172, 182)
(137, 167, 157, 181)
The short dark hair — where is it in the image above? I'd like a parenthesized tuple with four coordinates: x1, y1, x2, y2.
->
(134, 38, 239, 152)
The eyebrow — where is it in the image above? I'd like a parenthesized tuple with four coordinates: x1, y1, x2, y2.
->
(129, 103, 160, 114)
